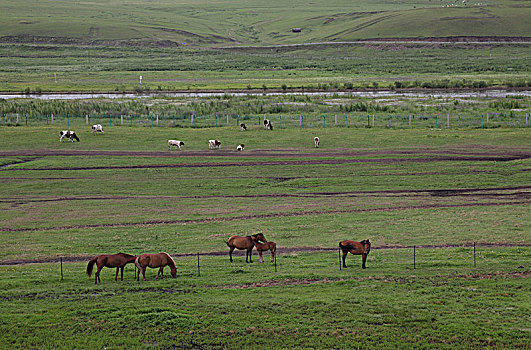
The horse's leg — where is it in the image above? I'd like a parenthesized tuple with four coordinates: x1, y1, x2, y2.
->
(247, 248, 253, 263)
(142, 267, 147, 281)
(271, 250, 275, 263)
(361, 253, 367, 269)
(115, 267, 119, 281)
(229, 247, 235, 262)
(258, 250, 263, 263)
(95, 264, 103, 284)
(157, 267, 164, 279)
(342, 251, 348, 268)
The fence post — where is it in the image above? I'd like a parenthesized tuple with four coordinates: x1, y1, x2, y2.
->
(130, 115, 133, 127)
(86, 115, 88, 125)
(372, 114, 375, 128)
(367, 114, 370, 128)
(109, 114, 112, 127)
(279, 115, 282, 129)
(67, 114, 69, 127)
(435, 114, 438, 128)
(323, 115, 326, 128)
(60, 257, 63, 281)
(526, 113, 529, 128)
(458, 114, 460, 128)
(299, 115, 302, 127)
(258, 115, 261, 126)
(473, 242, 476, 267)
(226, 114, 229, 126)
(447, 113, 450, 128)
(413, 245, 416, 269)
(156, 115, 159, 126)
(25, 114, 27, 126)
(121, 115, 123, 125)
(481, 114, 484, 128)
(194, 115, 196, 127)
(346, 115, 348, 128)
(151, 115, 153, 127)
(389, 114, 392, 128)
(191, 114, 193, 126)
(16, 113, 19, 125)
(197, 253, 200, 277)
(412, 115, 415, 128)
(51, 113, 54, 124)
(409, 114, 412, 128)
(486, 112, 489, 125)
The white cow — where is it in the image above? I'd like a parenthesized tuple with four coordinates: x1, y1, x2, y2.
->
(59, 130, 80, 142)
(314, 136, 320, 148)
(236, 144, 245, 151)
(92, 124, 104, 135)
(209, 139, 221, 149)
(168, 140, 184, 150)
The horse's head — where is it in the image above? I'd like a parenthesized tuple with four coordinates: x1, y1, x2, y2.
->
(254, 233, 267, 243)
(170, 266, 177, 278)
(360, 239, 371, 254)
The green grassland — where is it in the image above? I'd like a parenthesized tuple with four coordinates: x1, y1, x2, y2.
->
(0, 126, 529, 348)
(0, 0, 530, 92)
(2, 0, 529, 45)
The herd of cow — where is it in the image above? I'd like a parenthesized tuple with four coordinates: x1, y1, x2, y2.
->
(59, 120, 321, 150)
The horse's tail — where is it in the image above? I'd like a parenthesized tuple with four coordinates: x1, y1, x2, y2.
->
(134, 256, 141, 271)
(86, 257, 97, 277)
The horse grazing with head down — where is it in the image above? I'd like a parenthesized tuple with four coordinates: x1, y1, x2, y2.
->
(251, 236, 277, 263)
(135, 252, 177, 281)
(339, 239, 371, 269)
(86, 252, 137, 284)
(226, 233, 267, 263)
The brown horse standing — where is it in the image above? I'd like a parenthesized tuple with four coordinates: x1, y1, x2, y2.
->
(339, 239, 371, 269)
(226, 233, 267, 263)
(86, 252, 137, 284)
(135, 252, 177, 281)
(252, 237, 277, 263)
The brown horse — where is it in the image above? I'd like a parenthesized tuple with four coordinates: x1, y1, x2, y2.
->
(135, 252, 177, 281)
(252, 237, 277, 263)
(226, 233, 267, 263)
(339, 239, 371, 269)
(86, 252, 137, 284)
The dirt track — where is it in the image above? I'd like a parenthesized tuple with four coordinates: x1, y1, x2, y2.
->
(1, 242, 529, 266)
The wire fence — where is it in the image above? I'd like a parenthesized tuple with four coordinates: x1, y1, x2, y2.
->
(2, 112, 530, 129)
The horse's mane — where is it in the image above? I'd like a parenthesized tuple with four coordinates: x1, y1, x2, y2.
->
(118, 252, 136, 258)
(162, 252, 176, 268)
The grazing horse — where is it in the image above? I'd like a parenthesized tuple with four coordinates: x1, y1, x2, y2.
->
(92, 124, 104, 135)
(135, 252, 177, 281)
(252, 237, 276, 263)
(86, 252, 137, 284)
(240, 123, 247, 131)
(314, 136, 320, 148)
(339, 239, 371, 269)
(226, 233, 267, 263)
(59, 130, 80, 142)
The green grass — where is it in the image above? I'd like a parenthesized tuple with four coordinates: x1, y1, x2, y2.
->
(0, 126, 529, 348)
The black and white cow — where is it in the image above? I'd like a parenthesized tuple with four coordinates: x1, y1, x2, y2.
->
(240, 123, 247, 131)
(264, 119, 273, 130)
(208, 139, 221, 149)
(236, 144, 245, 151)
(59, 130, 80, 142)
(92, 124, 104, 135)
(168, 140, 184, 150)
(314, 136, 320, 148)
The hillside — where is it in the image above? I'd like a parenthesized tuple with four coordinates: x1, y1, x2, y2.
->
(1, 0, 530, 47)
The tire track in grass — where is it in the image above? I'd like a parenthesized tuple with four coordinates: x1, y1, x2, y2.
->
(1, 199, 529, 233)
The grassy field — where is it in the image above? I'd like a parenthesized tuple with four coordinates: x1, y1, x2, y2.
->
(0, 126, 529, 348)
(0, 0, 529, 92)
(2, 0, 529, 45)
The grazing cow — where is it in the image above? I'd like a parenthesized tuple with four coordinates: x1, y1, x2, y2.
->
(339, 239, 371, 269)
(92, 124, 104, 135)
(264, 119, 273, 130)
(168, 140, 184, 150)
(240, 123, 247, 131)
(59, 130, 80, 142)
(208, 139, 221, 149)
(236, 144, 245, 151)
(314, 136, 320, 148)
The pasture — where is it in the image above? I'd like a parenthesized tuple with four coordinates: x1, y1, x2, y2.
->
(0, 126, 529, 348)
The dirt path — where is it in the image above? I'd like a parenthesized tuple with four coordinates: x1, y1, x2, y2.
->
(1, 242, 529, 266)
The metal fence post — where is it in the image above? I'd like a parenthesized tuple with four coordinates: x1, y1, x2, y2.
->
(279, 115, 282, 129)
